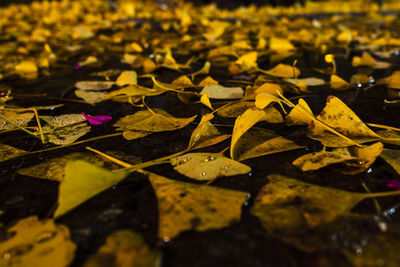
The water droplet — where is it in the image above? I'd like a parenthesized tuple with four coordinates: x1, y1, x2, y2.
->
(201, 172, 206, 176)
(224, 166, 229, 170)
(205, 156, 216, 162)
(248, 172, 253, 176)
(112, 185, 117, 190)
(366, 168, 373, 174)
(35, 231, 57, 243)
(163, 237, 171, 243)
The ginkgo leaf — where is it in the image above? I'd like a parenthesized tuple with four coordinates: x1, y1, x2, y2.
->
(171, 152, 251, 181)
(351, 52, 376, 68)
(260, 64, 300, 78)
(338, 142, 383, 174)
(0, 143, 27, 163)
(114, 108, 196, 133)
(42, 122, 91, 145)
(329, 74, 349, 90)
(269, 37, 296, 52)
(384, 71, 400, 89)
(0, 216, 76, 267)
(231, 107, 268, 159)
(308, 95, 382, 147)
(122, 129, 152, 141)
(83, 230, 161, 267)
(0, 110, 34, 130)
(234, 128, 304, 161)
(75, 81, 115, 91)
(115, 71, 137, 87)
(107, 85, 165, 100)
(255, 92, 280, 109)
(15, 60, 38, 73)
(251, 174, 368, 233)
(292, 149, 357, 171)
(380, 149, 400, 175)
(234, 51, 258, 70)
(187, 113, 230, 150)
(54, 160, 129, 218)
(198, 76, 219, 86)
(253, 82, 283, 97)
(75, 90, 107, 104)
(287, 77, 325, 87)
(172, 75, 194, 87)
(285, 98, 313, 126)
(216, 101, 254, 118)
(148, 172, 249, 239)
(200, 94, 213, 110)
(17, 152, 121, 182)
(200, 84, 244, 99)
(190, 61, 210, 79)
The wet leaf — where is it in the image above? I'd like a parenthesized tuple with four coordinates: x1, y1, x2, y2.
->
(231, 107, 268, 159)
(380, 149, 400, 175)
(0, 144, 27, 163)
(235, 51, 258, 70)
(171, 152, 250, 181)
(261, 64, 300, 78)
(255, 92, 280, 109)
(253, 82, 283, 97)
(54, 160, 129, 218)
(75, 81, 114, 91)
(0, 110, 34, 130)
(339, 142, 383, 174)
(216, 101, 254, 118)
(292, 149, 357, 171)
(0, 216, 76, 267)
(115, 71, 137, 87)
(114, 108, 196, 134)
(75, 90, 107, 104)
(188, 113, 229, 150)
(329, 74, 349, 90)
(287, 77, 325, 87)
(42, 122, 91, 145)
(308, 96, 381, 147)
(251, 174, 367, 232)
(41, 114, 86, 127)
(200, 84, 244, 99)
(107, 85, 165, 100)
(234, 128, 304, 161)
(83, 230, 161, 267)
(200, 94, 213, 110)
(285, 98, 313, 126)
(148, 172, 249, 239)
(351, 52, 376, 68)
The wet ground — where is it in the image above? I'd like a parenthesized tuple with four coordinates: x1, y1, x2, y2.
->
(1, 1, 400, 266)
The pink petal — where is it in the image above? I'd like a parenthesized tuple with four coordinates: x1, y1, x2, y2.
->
(82, 112, 112, 125)
(74, 65, 81, 70)
(381, 179, 400, 190)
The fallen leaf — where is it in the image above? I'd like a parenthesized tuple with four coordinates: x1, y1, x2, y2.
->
(216, 101, 254, 118)
(0, 143, 27, 163)
(269, 37, 296, 52)
(255, 92, 280, 109)
(292, 149, 357, 171)
(171, 152, 251, 181)
(384, 71, 400, 89)
(75, 81, 115, 91)
(115, 71, 138, 87)
(200, 84, 244, 99)
(339, 142, 383, 174)
(261, 63, 300, 78)
(54, 160, 129, 218)
(0, 216, 76, 267)
(234, 128, 304, 161)
(329, 74, 349, 90)
(234, 51, 258, 70)
(148, 172, 249, 239)
(380, 148, 400, 175)
(15, 60, 38, 73)
(0, 110, 34, 130)
(308, 96, 381, 147)
(200, 94, 213, 110)
(83, 230, 161, 267)
(114, 108, 196, 133)
(287, 77, 325, 87)
(75, 90, 107, 104)
(285, 98, 313, 126)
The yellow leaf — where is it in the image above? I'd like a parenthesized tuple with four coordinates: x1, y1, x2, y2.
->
(385, 71, 400, 89)
(234, 51, 258, 70)
(172, 75, 194, 87)
(75, 90, 107, 104)
(0, 143, 27, 163)
(129, 42, 143, 53)
(255, 92, 280, 109)
(200, 94, 213, 110)
(171, 152, 251, 181)
(292, 149, 357, 171)
(351, 52, 376, 68)
(0, 110, 34, 130)
(75, 81, 114, 91)
(339, 142, 383, 174)
(198, 76, 219, 86)
(114, 108, 196, 133)
(231, 107, 267, 159)
(329, 74, 349, 90)
(216, 101, 254, 118)
(115, 71, 138, 87)
(15, 60, 38, 73)
(83, 230, 160, 267)
(148, 172, 249, 239)
(269, 37, 296, 52)
(251, 174, 367, 233)
(253, 82, 283, 97)
(261, 63, 300, 78)
(308, 96, 381, 147)
(200, 84, 244, 99)
(143, 58, 157, 73)
(54, 160, 129, 218)
(380, 148, 400, 175)
(0, 216, 76, 267)
(234, 128, 304, 161)
(188, 113, 229, 150)
(285, 98, 313, 126)
(189, 61, 210, 79)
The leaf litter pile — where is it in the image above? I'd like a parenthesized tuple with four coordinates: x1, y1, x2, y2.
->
(2, 0, 400, 266)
